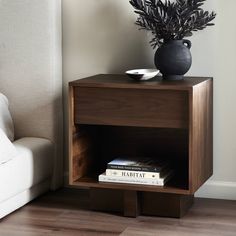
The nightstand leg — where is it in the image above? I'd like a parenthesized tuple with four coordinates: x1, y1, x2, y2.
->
(123, 190, 140, 217)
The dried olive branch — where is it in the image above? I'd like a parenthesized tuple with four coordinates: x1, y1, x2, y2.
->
(129, 0, 216, 48)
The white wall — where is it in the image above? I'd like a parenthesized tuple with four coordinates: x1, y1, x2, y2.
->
(194, 0, 236, 200)
(63, 0, 236, 200)
(0, 0, 63, 188)
(0, 0, 62, 139)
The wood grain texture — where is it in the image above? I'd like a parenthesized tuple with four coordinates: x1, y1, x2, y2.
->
(70, 126, 189, 194)
(72, 177, 190, 194)
(1, 189, 236, 236)
(69, 74, 211, 91)
(69, 86, 95, 183)
(189, 79, 213, 193)
(74, 87, 189, 129)
(68, 74, 213, 218)
(71, 130, 91, 181)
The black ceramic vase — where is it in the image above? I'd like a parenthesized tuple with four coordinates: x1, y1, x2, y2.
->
(154, 39, 192, 80)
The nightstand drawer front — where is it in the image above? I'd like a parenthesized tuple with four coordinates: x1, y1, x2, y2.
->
(74, 87, 189, 128)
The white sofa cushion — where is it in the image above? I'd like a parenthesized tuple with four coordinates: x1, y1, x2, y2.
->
(0, 129, 17, 164)
(0, 93, 14, 141)
(0, 137, 53, 203)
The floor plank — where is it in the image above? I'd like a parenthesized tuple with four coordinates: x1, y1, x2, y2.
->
(0, 189, 236, 235)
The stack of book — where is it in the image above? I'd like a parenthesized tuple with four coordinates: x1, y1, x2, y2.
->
(99, 157, 173, 186)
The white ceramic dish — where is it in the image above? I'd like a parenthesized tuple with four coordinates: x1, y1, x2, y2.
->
(126, 69, 159, 81)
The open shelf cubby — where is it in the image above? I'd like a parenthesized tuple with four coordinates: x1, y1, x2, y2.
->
(71, 125, 189, 194)
(68, 74, 213, 217)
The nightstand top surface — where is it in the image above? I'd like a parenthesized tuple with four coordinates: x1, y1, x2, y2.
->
(69, 74, 212, 91)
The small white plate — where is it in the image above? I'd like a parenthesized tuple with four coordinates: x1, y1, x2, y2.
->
(126, 69, 159, 81)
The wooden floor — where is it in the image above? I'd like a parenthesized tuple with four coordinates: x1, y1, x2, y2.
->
(0, 189, 236, 236)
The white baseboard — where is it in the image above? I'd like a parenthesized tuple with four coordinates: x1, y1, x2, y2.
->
(196, 180, 236, 200)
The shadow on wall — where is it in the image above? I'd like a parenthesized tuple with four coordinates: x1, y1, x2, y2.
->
(76, 0, 155, 74)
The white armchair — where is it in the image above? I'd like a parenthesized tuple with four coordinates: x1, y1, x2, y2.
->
(0, 93, 62, 219)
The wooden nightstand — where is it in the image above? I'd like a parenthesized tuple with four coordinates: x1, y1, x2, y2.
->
(68, 74, 213, 218)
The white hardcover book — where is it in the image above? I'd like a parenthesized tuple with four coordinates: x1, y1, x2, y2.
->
(99, 171, 173, 186)
(106, 169, 162, 179)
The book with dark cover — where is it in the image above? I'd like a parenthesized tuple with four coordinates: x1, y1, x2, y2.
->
(107, 157, 169, 172)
